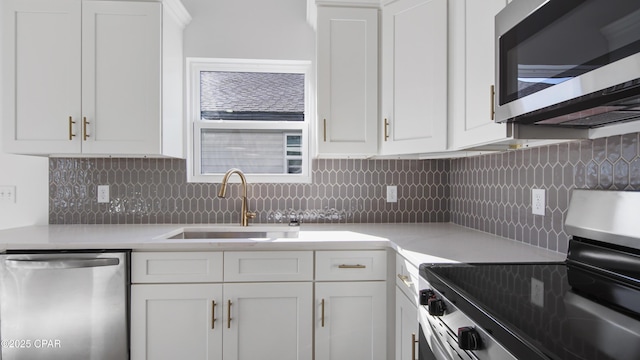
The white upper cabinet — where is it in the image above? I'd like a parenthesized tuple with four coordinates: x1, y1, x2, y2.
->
(2, 0, 82, 154)
(448, 0, 509, 150)
(380, 0, 448, 155)
(82, 1, 162, 155)
(2, 0, 190, 157)
(316, 6, 379, 157)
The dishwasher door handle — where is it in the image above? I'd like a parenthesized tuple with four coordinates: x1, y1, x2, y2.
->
(4, 257, 120, 270)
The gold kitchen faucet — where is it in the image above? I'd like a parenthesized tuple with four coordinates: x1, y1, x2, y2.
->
(217, 168, 256, 226)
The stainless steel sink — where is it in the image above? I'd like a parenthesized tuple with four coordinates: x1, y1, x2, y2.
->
(164, 226, 299, 240)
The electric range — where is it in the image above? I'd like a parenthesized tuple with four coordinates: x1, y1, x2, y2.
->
(418, 190, 640, 360)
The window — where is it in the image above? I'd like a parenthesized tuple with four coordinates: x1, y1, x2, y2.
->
(187, 59, 312, 183)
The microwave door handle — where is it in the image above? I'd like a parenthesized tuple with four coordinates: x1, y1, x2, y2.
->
(4, 257, 120, 270)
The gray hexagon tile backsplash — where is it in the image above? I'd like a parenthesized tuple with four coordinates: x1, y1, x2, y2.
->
(449, 132, 640, 253)
(50, 158, 449, 226)
(50, 132, 640, 254)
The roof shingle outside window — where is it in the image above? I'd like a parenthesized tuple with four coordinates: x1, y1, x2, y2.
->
(200, 71, 304, 121)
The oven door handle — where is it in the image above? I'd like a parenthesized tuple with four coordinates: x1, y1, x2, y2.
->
(4, 257, 120, 270)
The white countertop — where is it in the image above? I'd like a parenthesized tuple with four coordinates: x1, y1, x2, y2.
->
(0, 223, 565, 267)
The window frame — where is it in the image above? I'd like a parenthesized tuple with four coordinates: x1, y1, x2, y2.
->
(186, 58, 313, 183)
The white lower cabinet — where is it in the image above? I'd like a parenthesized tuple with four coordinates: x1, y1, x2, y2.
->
(131, 282, 311, 360)
(131, 251, 313, 360)
(314, 250, 387, 360)
(131, 283, 223, 360)
(395, 253, 420, 360)
(315, 282, 387, 360)
(131, 250, 387, 360)
(222, 282, 312, 360)
(396, 287, 419, 360)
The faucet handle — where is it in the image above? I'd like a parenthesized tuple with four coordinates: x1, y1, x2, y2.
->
(246, 212, 257, 219)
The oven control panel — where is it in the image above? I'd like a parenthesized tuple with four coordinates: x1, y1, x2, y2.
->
(418, 277, 516, 360)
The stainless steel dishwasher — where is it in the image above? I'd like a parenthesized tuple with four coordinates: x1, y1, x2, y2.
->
(0, 250, 130, 360)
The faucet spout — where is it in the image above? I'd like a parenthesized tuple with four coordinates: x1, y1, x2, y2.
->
(218, 168, 256, 226)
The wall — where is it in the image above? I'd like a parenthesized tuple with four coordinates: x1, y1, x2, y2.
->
(449, 132, 640, 254)
(0, 0, 49, 230)
(49, 158, 449, 225)
(181, 0, 315, 61)
(49, 131, 640, 255)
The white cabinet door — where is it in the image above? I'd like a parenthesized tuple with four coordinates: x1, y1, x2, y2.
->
(2, 0, 82, 154)
(317, 7, 378, 157)
(449, 0, 509, 149)
(223, 282, 313, 360)
(81, 1, 162, 155)
(131, 283, 223, 360)
(381, 0, 448, 155)
(396, 287, 419, 360)
(2, 0, 185, 157)
(315, 281, 386, 360)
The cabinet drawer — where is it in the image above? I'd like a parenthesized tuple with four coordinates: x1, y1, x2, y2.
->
(316, 250, 387, 281)
(132, 252, 223, 283)
(224, 251, 313, 282)
(395, 253, 419, 302)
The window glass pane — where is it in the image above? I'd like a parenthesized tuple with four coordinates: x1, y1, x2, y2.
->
(287, 160, 302, 174)
(286, 135, 302, 146)
(201, 129, 303, 174)
(200, 71, 305, 121)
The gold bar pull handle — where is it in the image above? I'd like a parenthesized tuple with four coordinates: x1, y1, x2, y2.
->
(338, 264, 366, 269)
(211, 300, 216, 330)
(227, 300, 232, 329)
(321, 298, 325, 327)
(68, 116, 76, 140)
(397, 274, 413, 287)
(490, 85, 495, 121)
(412, 333, 418, 360)
(83, 117, 90, 141)
(323, 119, 327, 142)
(384, 118, 389, 141)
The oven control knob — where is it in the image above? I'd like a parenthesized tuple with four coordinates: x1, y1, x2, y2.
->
(427, 298, 446, 316)
(419, 289, 435, 305)
(458, 327, 482, 350)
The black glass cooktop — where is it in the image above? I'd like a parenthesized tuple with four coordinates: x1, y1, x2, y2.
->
(421, 262, 640, 360)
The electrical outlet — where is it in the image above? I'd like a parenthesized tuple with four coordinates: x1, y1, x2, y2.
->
(386, 185, 398, 203)
(532, 188, 545, 216)
(97, 185, 110, 203)
(0, 186, 16, 203)
(530, 277, 544, 307)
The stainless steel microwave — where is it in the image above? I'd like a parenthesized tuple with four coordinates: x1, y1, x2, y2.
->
(494, 0, 640, 128)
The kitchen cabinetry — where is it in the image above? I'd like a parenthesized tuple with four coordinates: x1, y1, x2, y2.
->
(380, 0, 448, 155)
(316, 6, 378, 157)
(395, 254, 419, 360)
(315, 250, 387, 360)
(448, 0, 509, 150)
(2, 0, 190, 157)
(131, 252, 224, 359)
(132, 283, 223, 360)
(131, 251, 313, 360)
(223, 282, 312, 360)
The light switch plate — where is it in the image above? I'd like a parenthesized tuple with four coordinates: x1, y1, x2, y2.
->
(97, 185, 110, 203)
(0, 186, 16, 203)
(532, 188, 545, 216)
(386, 186, 397, 203)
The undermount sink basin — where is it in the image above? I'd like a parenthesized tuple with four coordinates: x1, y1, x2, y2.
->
(164, 226, 299, 240)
